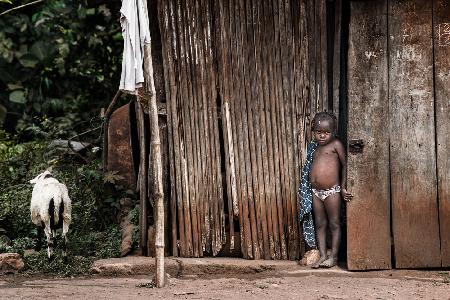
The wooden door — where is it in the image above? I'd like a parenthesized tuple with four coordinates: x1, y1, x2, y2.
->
(347, 0, 392, 270)
(388, 0, 441, 268)
(348, 0, 446, 269)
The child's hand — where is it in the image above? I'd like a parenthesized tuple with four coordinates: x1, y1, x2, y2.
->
(342, 189, 353, 202)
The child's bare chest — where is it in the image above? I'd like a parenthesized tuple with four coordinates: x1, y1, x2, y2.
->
(313, 145, 338, 160)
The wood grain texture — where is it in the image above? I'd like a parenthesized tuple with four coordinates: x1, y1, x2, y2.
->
(434, 0, 450, 267)
(157, 0, 312, 260)
(157, 1, 177, 257)
(347, 0, 391, 270)
(332, 0, 342, 119)
(389, 0, 441, 268)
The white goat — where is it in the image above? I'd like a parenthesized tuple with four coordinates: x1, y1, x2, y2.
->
(30, 170, 71, 259)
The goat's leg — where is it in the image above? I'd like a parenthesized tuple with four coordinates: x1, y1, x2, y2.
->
(35, 223, 44, 251)
(43, 222, 53, 260)
(61, 220, 69, 258)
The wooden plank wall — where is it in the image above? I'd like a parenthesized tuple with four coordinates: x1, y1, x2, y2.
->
(216, 0, 311, 260)
(389, 0, 441, 268)
(347, 0, 391, 270)
(157, 0, 225, 257)
(157, 0, 314, 259)
(434, 0, 450, 267)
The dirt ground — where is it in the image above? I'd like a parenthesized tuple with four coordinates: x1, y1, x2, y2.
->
(1, 269, 449, 300)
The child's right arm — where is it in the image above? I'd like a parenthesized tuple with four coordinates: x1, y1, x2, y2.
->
(335, 140, 353, 202)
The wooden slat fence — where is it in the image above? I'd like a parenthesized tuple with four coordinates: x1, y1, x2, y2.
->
(157, 0, 318, 259)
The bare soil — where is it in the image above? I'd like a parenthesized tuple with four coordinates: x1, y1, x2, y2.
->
(1, 270, 449, 300)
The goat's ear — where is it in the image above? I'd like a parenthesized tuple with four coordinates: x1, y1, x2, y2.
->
(29, 178, 37, 184)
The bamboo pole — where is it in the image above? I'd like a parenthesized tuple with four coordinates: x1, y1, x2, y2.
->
(141, 0, 164, 288)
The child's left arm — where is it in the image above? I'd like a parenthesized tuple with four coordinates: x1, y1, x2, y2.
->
(335, 140, 353, 202)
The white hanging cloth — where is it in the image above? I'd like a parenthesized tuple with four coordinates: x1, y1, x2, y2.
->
(119, 0, 151, 94)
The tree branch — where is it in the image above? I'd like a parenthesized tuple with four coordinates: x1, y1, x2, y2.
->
(0, 0, 45, 17)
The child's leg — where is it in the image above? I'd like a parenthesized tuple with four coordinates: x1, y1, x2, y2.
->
(311, 194, 327, 268)
(321, 192, 342, 267)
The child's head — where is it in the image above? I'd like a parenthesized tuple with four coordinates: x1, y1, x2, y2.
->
(312, 111, 337, 145)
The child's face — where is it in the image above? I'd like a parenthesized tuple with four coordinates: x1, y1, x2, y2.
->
(313, 119, 335, 145)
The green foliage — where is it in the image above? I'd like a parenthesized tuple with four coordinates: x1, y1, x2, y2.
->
(24, 252, 95, 276)
(0, 236, 35, 255)
(69, 225, 122, 259)
(0, 0, 122, 134)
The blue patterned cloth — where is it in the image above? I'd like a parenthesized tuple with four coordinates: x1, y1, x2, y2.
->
(298, 141, 318, 248)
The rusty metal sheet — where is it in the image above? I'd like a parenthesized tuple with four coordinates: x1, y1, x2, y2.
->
(389, 0, 441, 268)
(347, 0, 391, 270)
(434, 0, 450, 267)
(107, 103, 136, 190)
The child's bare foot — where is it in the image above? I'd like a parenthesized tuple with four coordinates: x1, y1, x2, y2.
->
(311, 256, 327, 269)
(319, 256, 337, 268)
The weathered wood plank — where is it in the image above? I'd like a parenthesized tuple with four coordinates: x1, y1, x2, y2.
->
(253, 0, 273, 260)
(389, 0, 441, 268)
(185, 0, 203, 257)
(298, 0, 312, 258)
(307, 0, 317, 117)
(178, 0, 196, 257)
(434, 0, 450, 267)
(314, 0, 322, 112)
(276, 0, 291, 259)
(156, 0, 178, 256)
(205, 0, 225, 255)
(197, 0, 213, 254)
(167, 0, 187, 257)
(216, 0, 234, 252)
(237, 0, 259, 259)
(319, 0, 327, 111)
(291, 0, 312, 259)
(347, 0, 391, 270)
(332, 0, 342, 119)
(180, 0, 199, 257)
(268, 3, 287, 259)
(227, 0, 245, 258)
(230, 0, 252, 258)
(192, 0, 209, 256)
(262, 1, 281, 259)
(243, 0, 267, 259)
(283, 0, 299, 260)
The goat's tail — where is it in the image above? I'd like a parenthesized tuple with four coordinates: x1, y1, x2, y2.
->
(52, 193, 63, 225)
(60, 183, 72, 224)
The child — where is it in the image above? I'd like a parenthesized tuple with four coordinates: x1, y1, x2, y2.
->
(309, 112, 352, 268)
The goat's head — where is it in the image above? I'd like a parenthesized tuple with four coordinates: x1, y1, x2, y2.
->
(29, 170, 52, 185)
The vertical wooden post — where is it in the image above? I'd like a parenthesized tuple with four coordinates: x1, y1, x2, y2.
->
(142, 0, 164, 288)
(434, 0, 450, 267)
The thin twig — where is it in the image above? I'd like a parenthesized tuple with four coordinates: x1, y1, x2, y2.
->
(0, 0, 45, 17)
